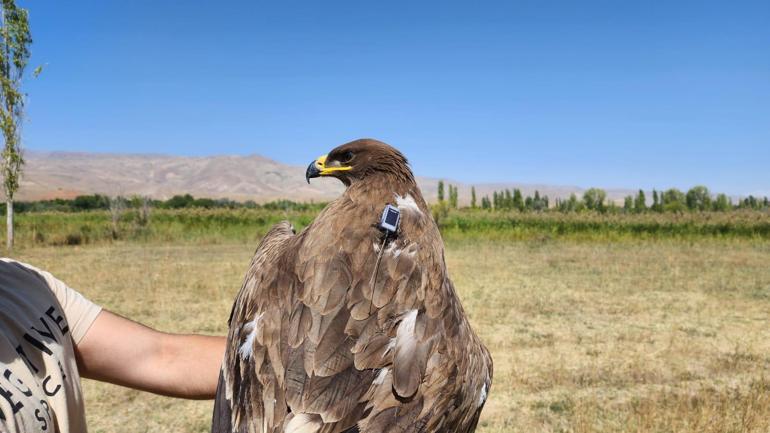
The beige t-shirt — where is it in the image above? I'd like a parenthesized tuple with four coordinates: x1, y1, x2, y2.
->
(0, 259, 102, 433)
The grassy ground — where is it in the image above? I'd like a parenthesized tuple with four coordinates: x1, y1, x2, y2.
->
(10, 236, 770, 433)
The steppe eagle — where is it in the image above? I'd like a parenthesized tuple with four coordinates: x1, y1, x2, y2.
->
(212, 139, 492, 433)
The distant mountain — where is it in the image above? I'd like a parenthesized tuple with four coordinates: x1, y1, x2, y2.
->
(15, 151, 637, 204)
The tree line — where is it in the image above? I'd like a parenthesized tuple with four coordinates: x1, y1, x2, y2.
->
(0, 194, 327, 214)
(438, 181, 770, 213)
(2, 186, 768, 217)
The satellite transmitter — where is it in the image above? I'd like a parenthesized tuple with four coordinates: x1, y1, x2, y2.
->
(378, 204, 401, 235)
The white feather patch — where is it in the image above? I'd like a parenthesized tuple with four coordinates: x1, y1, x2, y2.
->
(383, 338, 396, 358)
(238, 312, 264, 360)
(383, 241, 417, 258)
(373, 367, 390, 386)
(285, 413, 322, 433)
(385, 242, 401, 257)
(479, 382, 489, 407)
(395, 194, 422, 215)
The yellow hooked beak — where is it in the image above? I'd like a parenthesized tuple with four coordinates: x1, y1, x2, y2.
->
(305, 154, 352, 183)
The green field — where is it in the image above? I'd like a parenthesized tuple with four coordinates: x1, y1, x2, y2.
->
(8, 207, 770, 247)
(5, 209, 770, 432)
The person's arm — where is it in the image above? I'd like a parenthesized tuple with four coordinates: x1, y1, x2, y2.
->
(74, 309, 226, 399)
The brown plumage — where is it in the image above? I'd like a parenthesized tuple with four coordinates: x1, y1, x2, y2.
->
(212, 139, 492, 433)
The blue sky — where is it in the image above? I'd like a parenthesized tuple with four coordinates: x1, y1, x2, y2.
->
(21, 0, 770, 196)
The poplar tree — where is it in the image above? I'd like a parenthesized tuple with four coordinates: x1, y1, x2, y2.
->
(470, 186, 476, 209)
(623, 195, 634, 212)
(437, 180, 445, 202)
(652, 189, 660, 212)
(568, 193, 579, 212)
(634, 189, 646, 213)
(512, 189, 523, 211)
(449, 185, 458, 209)
(1, 0, 33, 251)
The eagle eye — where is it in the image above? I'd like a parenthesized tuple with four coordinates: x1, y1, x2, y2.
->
(339, 151, 354, 164)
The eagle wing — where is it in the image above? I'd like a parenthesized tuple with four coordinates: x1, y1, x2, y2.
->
(213, 221, 297, 433)
(214, 196, 491, 433)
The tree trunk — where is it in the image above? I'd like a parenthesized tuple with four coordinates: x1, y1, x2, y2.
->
(6, 198, 12, 251)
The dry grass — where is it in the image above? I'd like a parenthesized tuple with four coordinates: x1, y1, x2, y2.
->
(11, 237, 770, 433)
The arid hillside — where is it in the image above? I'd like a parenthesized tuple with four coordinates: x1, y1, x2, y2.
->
(17, 151, 635, 204)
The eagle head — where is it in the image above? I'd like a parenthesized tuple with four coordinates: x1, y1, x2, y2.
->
(306, 138, 414, 187)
